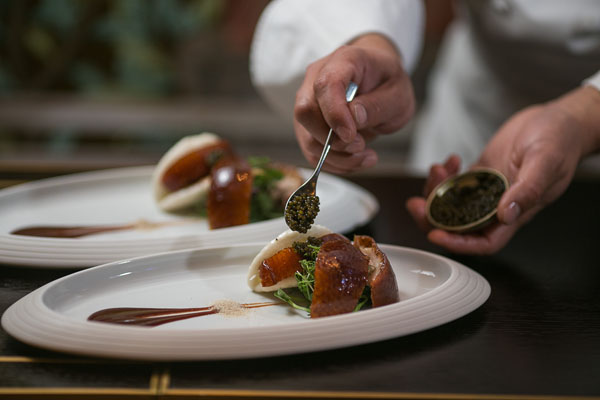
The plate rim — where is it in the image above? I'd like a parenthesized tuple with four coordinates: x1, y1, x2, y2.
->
(2, 243, 490, 360)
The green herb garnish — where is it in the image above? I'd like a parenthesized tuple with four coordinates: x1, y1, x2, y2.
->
(296, 258, 316, 301)
(248, 157, 285, 222)
(274, 238, 320, 312)
(274, 289, 311, 313)
(354, 286, 371, 312)
(247, 156, 271, 169)
(292, 238, 320, 302)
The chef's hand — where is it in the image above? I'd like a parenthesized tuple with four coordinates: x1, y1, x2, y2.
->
(406, 86, 600, 255)
(294, 33, 416, 174)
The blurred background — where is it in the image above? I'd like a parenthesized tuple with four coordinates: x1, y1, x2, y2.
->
(0, 0, 453, 184)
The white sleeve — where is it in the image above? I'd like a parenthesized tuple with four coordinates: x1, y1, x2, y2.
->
(583, 70, 600, 93)
(249, 0, 425, 121)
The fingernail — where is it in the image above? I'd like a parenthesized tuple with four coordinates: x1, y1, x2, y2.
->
(360, 152, 377, 168)
(503, 202, 521, 225)
(352, 103, 367, 127)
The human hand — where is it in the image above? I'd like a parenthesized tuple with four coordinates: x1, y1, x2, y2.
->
(294, 33, 416, 174)
(406, 86, 600, 254)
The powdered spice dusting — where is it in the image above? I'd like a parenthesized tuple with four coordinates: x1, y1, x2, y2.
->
(211, 299, 250, 317)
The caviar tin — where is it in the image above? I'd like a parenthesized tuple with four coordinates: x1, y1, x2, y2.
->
(425, 168, 509, 233)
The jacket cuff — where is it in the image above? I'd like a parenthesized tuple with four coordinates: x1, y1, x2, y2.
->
(583, 70, 600, 92)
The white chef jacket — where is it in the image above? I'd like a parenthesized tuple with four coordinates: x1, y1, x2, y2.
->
(250, 0, 600, 174)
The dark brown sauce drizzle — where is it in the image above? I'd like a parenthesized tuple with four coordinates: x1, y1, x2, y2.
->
(88, 302, 279, 327)
(11, 224, 134, 238)
(10, 220, 186, 238)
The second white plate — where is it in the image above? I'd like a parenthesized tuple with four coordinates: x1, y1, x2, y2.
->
(0, 166, 378, 267)
(2, 243, 490, 360)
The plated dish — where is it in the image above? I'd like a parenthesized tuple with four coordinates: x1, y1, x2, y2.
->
(247, 225, 400, 318)
(0, 166, 377, 268)
(1, 243, 490, 360)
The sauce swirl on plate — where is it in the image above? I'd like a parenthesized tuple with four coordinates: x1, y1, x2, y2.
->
(88, 301, 279, 327)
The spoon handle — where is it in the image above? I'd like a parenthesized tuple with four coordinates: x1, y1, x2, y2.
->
(309, 82, 359, 183)
(283, 82, 359, 232)
(310, 128, 334, 184)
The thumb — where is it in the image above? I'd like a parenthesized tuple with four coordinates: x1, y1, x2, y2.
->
(497, 158, 557, 225)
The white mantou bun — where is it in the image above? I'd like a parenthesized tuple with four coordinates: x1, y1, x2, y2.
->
(247, 224, 333, 292)
(152, 132, 222, 212)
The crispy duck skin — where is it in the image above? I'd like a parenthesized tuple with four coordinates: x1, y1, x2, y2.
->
(319, 233, 347, 244)
(207, 156, 253, 229)
(353, 235, 399, 307)
(259, 247, 302, 287)
(310, 235, 369, 318)
(161, 141, 232, 192)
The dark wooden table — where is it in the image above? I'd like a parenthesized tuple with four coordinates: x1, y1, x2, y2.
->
(1, 173, 599, 400)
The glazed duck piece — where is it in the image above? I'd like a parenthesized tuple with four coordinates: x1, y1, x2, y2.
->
(161, 141, 232, 192)
(353, 235, 400, 307)
(310, 235, 369, 318)
(152, 132, 234, 212)
(259, 247, 303, 287)
(207, 156, 253, 229)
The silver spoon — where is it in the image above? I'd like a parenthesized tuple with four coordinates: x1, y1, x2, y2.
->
(284, 82, 359, 233)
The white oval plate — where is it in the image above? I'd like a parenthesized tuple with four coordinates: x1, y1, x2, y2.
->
(0, 166, 377, 268)
(2, 243, 490, 360)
